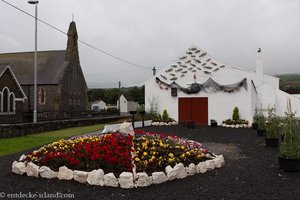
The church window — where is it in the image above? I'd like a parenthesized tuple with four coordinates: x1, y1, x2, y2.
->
(0, 87, 15, 114)
(0, 92, 2, 112)
(39, 87, 46, 104)
(9, 93, 15, 113)
(2, 87, 9, 113)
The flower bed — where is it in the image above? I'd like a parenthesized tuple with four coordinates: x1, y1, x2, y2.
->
(222, 119, 251, 128)
(12, 129, 224, 188)
(151, 121, 178, 126)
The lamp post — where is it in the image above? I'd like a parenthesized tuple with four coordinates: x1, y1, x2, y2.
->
(28, 0, 39, 123)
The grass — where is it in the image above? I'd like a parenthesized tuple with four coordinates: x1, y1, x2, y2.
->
(0, 124, 106, 157)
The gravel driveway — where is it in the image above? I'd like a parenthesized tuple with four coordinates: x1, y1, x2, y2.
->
(0, 126, 299, 200)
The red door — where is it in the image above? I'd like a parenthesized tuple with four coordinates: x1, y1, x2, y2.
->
(178, 97, 208, 125)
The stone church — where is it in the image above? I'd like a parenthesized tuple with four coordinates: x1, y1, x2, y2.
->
(0, 21, 87, 123)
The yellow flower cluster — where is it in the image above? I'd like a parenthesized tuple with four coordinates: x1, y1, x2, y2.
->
(133, 135, 212, 173)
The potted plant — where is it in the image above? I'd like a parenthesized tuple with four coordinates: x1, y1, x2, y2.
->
(210, 119, 218, 127)
(265, 109, 280, 147)
(278, 100, 300, 172)
(256, 113, 266, 136)
(252, 110, 259, 130)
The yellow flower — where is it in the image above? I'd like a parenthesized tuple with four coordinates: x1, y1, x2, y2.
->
(151, 156, 155, 159)
(143, 152, 148, 156)
(180, 153, 185, 158)
(186, 151, 190, 156)
(168, 153, 174, 158)
(135, 157, 140, 162)
(181, 146, 185, 150)
(168, 157, 175, 163)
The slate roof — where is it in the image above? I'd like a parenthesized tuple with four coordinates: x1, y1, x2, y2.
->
(0, 50, 66, 85)
(122, 94, 136, 101)
(0, 65, 7, 75)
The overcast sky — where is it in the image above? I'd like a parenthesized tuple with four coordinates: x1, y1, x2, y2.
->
(1, 0, 300, 88)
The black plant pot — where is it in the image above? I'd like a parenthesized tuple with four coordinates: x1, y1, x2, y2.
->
(186, 121, 195, 128)
(278, 157, 300, 172)
(211, 122, 217, 127)
(257, 129, 265, 136)
(252, 123, 258, 130)
(281, 135, 285, 142)
(265, 138, 279, 147)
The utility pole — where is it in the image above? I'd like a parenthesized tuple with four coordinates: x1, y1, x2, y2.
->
(118, 81, 121, 112)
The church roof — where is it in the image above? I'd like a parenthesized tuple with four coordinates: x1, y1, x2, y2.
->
(0, 50, 66, 85)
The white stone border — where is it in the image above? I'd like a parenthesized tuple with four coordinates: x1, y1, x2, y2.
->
(12, 154, 224, 189)
(221, 123, 251, 128)
(151, 121, 178, 126)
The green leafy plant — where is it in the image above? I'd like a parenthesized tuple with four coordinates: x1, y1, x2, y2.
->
(253, 109, 259, 123)
(265, 109, 280, 139)
(280, 110, 300, 159)
(162, 109, 169, 122)
(232, 107, 240, 121)
(256, 113, 266, 130)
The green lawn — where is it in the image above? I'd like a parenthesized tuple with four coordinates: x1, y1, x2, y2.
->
(0, 124, 105, 157)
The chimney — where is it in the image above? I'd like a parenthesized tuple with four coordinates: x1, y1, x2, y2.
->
(66, 21, 79, 61)
(152, 66, 156, 76)
(256, 48, 264, 81)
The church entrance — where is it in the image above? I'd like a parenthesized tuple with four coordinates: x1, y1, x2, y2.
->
(178, 97, 208, 125)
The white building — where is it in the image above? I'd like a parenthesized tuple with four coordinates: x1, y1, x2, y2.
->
(145, 46, 300, 125)
(91, 100, 107, 111)
(117, 94, 139, 113)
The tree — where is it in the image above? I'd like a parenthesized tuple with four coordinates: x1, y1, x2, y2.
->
(232, 106, 240, 121)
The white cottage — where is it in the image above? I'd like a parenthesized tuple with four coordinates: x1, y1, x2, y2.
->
(117, 94, 139, 113)
(91, 100, 107, 111)
(145, 46, 300, 125)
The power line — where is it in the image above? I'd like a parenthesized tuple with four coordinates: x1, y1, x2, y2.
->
(1, 0, 152, 70)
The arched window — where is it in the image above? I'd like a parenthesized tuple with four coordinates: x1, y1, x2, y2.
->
(9, 93, 15, 113)
(39, 87, 46, 104)
(0, 92, 2, 112)
(2, 88, 9, 113)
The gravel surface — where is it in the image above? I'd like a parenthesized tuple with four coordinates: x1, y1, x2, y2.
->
(1, 126, 299, 200)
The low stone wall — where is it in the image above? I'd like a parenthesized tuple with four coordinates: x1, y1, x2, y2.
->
(12, 155, 225, 188)
(0, 116, 130, 138)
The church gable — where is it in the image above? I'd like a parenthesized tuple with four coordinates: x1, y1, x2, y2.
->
(0, 65, 26, 100)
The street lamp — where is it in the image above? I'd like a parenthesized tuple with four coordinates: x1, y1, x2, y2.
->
(28, 0, 39, 123)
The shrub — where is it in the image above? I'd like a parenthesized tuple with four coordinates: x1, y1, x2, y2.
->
(280, 111, 300, 159)
(232, 107, 240, 121)
(162, 109, 169, 122)
(107, 107, 119, 115)
(256, 113, 266, 130)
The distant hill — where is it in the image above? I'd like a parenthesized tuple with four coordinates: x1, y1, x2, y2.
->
(276, 74, 300, 94)
(276, 74, 300, 81)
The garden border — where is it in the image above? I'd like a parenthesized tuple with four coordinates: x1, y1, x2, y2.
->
(12, 154, 224, 188)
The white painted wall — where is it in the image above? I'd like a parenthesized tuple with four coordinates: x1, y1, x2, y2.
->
(118, 95, 139, 113)
(145, 76, 253, 125)
(275, 90, 300, 117)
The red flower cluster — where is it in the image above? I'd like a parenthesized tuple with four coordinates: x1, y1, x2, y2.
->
(26, 133, 133, 174)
